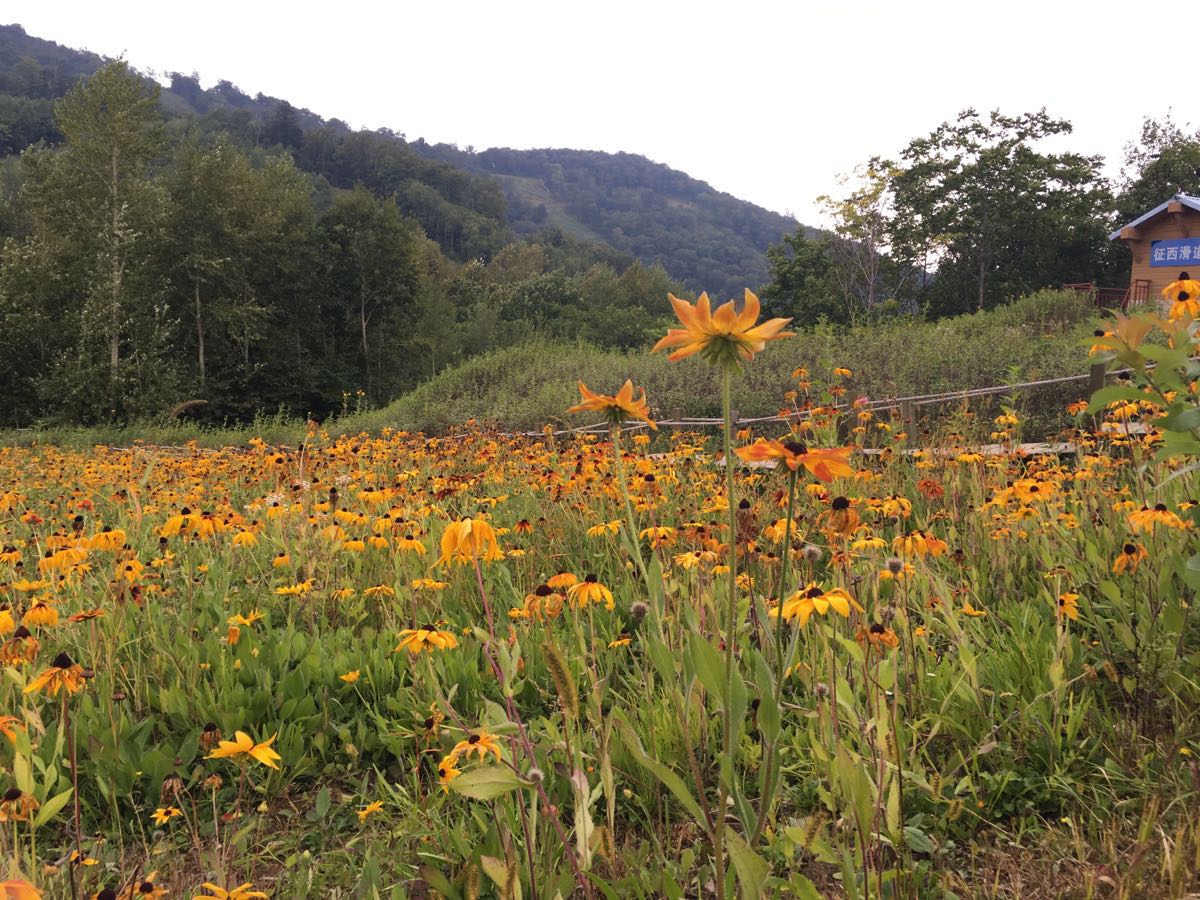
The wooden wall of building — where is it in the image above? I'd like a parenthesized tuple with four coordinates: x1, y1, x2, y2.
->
(1120, 204, 1200, 304)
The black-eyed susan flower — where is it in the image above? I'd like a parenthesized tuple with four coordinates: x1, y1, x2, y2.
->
(339, 670, 360, 683)
(23, 651, 86, 696)
(772, 584, 863, 627)
(395, 625, 459, 654)
(735, 439, 854, 482)
(652, 289, 793, 367)
(435, 518, 502, 567)
(1113, 542, 1148, 575)
(1128, 503, 1189, 532)
(450, 728, 503, 762)
(0, 787, 39, 822)
(857, 622, 899, 651)
(204, 731, 282, 769)
(193, 882, 268, 899)
(150, 807, 182, 826)
(356, 800, 383, 823)
(1163, 271, 1200, 320)
(567, 380, 657, 429)
(566, 575, 614, 611)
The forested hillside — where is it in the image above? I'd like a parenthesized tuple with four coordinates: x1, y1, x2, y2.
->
(413, 143, 803, 296)
(0, 23, 799, 291)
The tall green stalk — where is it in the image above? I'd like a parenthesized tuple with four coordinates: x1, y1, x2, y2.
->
(775, 467, 799, 685)
(611, 426, 651, 587)
(714, 363, 737, 900)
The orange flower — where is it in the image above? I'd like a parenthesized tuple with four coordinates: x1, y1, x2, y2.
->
(23, 651, 86, 697)
(568, 380, 656, 429)
(735, 439, 854, 482)
(652, 289, 792, 366)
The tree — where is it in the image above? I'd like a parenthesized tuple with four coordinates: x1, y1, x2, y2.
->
(890, 109, 1110, 315)
(1116, 115, 1200, 222)
(262, 100, 303, 149)
(319, 187, 422, 395)
(0, 60, 174, 422)
(759, 229, 842, 325)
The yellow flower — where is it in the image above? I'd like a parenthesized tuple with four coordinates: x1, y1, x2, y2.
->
(435, 518, 503, 567)
(357, 800, 383, 823)
(449, 727, 504, 763)
(193, 883, 268, 900)
(587, 520, 621, 538)
(395, 625, 459, 654)
(1162, 272, 1200, 319)
(437, 757, 461, 791)
(205, 731, 282, 770)
(1112, 542, 1148, 575)
(1057, 592, 1080, 622)
(151, 806, 182, 826)
(652, 289, 793, 366)
(771, 584, 863, 626)
(339, 670, 361, 683)
(0, 878, 41, 900)
(1128, 504, 1188, 532)
(0, 788, 39, 822)
(566, 575, 614, 610)
(961, 602, 988, 617)
(23, 652, 87, 697)
(568, 380, 657, 429)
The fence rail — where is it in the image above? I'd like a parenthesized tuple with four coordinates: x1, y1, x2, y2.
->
(526, 366, 1111, 438)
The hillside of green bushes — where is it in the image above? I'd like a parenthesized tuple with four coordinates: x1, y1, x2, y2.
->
(364, 289, 1102, 433)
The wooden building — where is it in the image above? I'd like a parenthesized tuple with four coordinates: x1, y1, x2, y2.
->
(1110, 193, 1200, 308)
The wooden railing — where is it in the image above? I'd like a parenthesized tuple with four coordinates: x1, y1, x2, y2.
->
(1064, 280, 1151, 311)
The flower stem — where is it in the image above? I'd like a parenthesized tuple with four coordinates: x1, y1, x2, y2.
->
(714, 363, 737, 900)
(612, 427, 651, 586)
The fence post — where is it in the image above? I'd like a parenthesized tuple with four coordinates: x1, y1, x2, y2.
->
(899, 399, 917, 445)
(671, 407, 682, 435)
(1087, 362, 1106, 397)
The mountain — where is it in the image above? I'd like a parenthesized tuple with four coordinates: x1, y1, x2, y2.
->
(0, 22, 806, 294)
(411, 143, 805, 297)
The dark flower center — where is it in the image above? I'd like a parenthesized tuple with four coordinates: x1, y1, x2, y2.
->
(52, 651, 73, 669)
(783, 441, 808, 455)
(1124, 543, 1138, 554)
(831, 496, 850, 511)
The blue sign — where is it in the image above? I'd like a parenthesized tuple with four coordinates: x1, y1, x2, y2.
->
(1150, 238, 1200, 267)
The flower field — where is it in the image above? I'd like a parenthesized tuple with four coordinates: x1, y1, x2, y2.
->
(2, 292, 1200, 899)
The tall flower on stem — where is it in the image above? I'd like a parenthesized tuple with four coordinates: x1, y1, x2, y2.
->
(568, 380, 657, 430)
(568, 381, 655, 585)
(653, 288, 791, 898)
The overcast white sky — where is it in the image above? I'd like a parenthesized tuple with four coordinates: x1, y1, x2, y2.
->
(6, 0, 1195, 226)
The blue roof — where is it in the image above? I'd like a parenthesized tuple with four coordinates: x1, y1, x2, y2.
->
(1109, 193, 1200, 240)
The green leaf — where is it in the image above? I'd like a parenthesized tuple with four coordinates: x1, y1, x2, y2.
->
(726, 829, 770, 899)
(1184, 552, 1200, 591)
(904, 825, 936, 855)
(448, 766, 532, 801)
(417, 865, 462, 900)
(686, 633, 727, 708)
(787, 873, 824, 900)
(33, 787, 73, 828)
(314, 786, 331, 820)
(13, 753, 33, 794)
(613, 715, 707, 828)
(748, 650, 780, 744)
